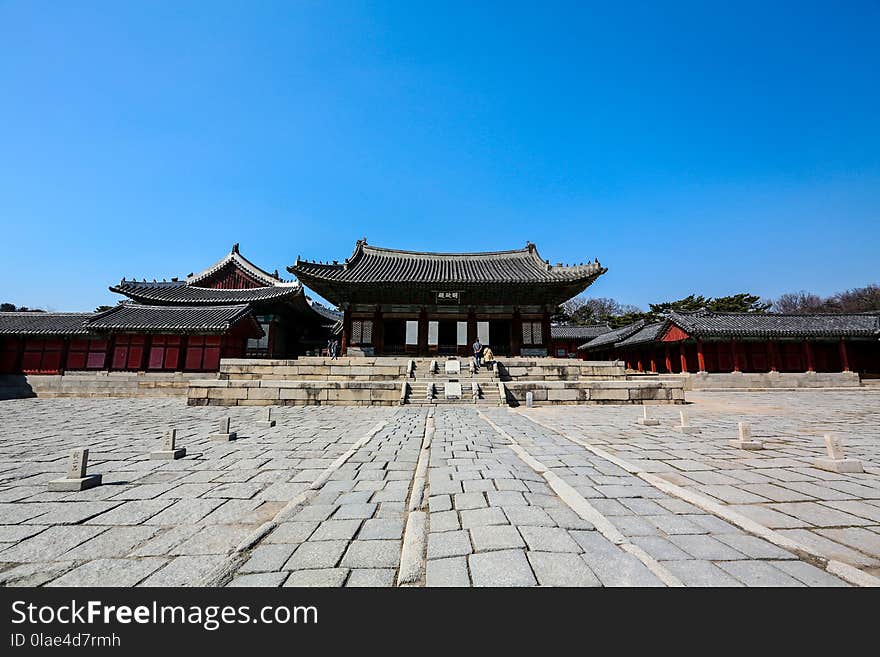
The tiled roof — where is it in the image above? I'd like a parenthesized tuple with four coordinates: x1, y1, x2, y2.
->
(551, 324, 612, 340)
(110, 280, 302, 305)
(307, 298, 343, 323)
(87, 304, 263, 335)
(578, 320, 646, 350)
(110, 244, 304, 308)
(290, 240, 606, 285)
(187, 243, 289, 286)
(615, 322, 666, 347)
(0, 312, 94, 336)
(668, 311, 880, 339)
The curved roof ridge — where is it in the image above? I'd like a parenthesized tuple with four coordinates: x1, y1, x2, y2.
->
(187, 244, 289, 286)
(361, 243, 533, 258)
(109, 280, 303, 305)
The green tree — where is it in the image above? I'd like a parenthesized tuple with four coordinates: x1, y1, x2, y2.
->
(1, 302, 44, 312)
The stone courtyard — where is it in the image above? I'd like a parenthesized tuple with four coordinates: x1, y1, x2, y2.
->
(0, 390, 878, 587)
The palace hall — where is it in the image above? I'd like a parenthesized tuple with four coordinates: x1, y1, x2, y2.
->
(290, 240, 606, 357)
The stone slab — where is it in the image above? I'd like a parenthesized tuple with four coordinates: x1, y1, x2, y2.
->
(48, 474, 102, 492)
(150, 448, 187, 460)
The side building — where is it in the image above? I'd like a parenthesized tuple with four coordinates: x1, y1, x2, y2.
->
(290, 240, 606, 357)
(579, 311, 880, 375)
(0, 245, 339, 375)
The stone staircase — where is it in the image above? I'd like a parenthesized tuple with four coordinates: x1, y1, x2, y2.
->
(404, 379, 505, 406)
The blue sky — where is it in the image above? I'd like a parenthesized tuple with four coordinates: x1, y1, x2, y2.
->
(1, 1, 878, 311)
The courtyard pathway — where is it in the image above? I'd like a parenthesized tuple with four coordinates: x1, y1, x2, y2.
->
(0, 391, 877, 586)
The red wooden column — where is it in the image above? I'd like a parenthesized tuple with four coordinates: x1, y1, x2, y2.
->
(541, 311, 552, 355)
(679, 344, 688, 373)
(636, 352, 643, 372)
(372, 307, 384, 355)
(511, 309, 522, 356)
(341, 306, 352, 355)
(696, 338, 706, 372)
(106, 335, 117, 371)
(731, 339, 740, 372)
(177, 336, 188, 371)
(803, 340, 815, 372)
(664, 347, 672, 373)
(649, 351, 657, 373)
(59, 338, 70, 375)
(417, 307, 428, 356)
(266, 319, 276, 357)
(768, 340, 779, 372)
(467, 308, 477, 348)
(838, 338, 850, 372)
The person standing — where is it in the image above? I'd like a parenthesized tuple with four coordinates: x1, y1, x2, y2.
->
(472, 337, 483, 371)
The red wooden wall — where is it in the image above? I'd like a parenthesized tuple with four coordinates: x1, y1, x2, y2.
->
(0, 333, 249, 375)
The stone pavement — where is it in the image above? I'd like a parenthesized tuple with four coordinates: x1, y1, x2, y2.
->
(0, 392, 877, 586)
(0, 398, 386, 586)
(517, 391, 880, 580)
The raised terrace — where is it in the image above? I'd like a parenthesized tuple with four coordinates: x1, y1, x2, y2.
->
(187, 357, 685, 407)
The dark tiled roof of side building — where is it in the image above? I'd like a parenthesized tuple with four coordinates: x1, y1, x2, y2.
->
(291, 240, 606, 285)
(550, 324, 612, 340)
(0, 312, 94, 335)
(578, 320, 647, 351)
(668, 311, 880, 338)
(87, 304, 263, 335)
(614, 322, 667, 347)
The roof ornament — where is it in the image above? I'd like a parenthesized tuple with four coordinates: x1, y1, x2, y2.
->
(273, 269, 279, 279)
(232, 243, 240, 254)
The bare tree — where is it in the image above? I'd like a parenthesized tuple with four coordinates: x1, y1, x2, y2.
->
(558, 296, 642, 324)
(771, 291, 827, 314)
(559, 296, 587, 320)
(830, 284, 880, 313)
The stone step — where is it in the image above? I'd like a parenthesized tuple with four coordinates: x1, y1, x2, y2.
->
(404, 380, 500, 405)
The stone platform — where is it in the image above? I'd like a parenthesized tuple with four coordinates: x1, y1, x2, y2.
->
(680, 371, 862, 391)
(0, 372, 202, 400)
(189, 357, 684, 407)
(216, 357, 628, 381)
(504, 380, 684, 405)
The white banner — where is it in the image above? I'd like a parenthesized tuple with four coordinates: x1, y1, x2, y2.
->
(456, 321, 467, 345)
(405, 321, 419, 345)
(477, 321, 490, 345)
